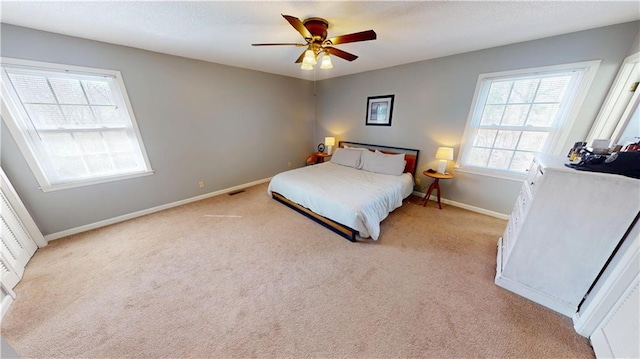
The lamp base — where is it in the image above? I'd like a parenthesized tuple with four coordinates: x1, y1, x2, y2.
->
(327, 146, 333, 155)
(437, 160, 447, 174)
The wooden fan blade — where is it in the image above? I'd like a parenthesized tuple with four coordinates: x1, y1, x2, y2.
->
(252, 43, 305, 46)
(294, 50, 306, 64)
(326, 47, 358, 62)
(328, 30, 377, 45)
(282, 14, 312, 39)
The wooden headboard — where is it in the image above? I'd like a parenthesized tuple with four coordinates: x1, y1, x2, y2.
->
(338, 141, 420, 177)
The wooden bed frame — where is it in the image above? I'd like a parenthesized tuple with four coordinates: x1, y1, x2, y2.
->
(271, 141, 420, 242)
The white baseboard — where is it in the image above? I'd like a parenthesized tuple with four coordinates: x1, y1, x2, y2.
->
(46, 182, 504, 242)
(45, 177, 273, 241)
(412, 190, 510, 220)
(495, 272, 578, 317)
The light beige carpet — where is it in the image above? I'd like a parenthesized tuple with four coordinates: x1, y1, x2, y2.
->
(2, 183, 594, 358)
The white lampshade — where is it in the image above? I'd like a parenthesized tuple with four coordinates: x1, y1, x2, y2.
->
(300, 62, 313, 71)
(325, 136, 336, 155)
(324, 137, 336, 147)
(320, 53, 333, 69)
(435, 147, 454, 160)
(302, 49, 317, 65)
(435, 147, 454, 174)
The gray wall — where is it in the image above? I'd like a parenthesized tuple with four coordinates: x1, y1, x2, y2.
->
(2, 21, 638, 236)
(1, 24, 314, 235)
(628, 28, 640, 55)
(314, 21, 640, 214)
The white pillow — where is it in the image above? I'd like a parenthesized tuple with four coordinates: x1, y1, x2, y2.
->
(361, 150, 406, 176)
(330, 148, 363, 169)
(343, 145, 368, 153)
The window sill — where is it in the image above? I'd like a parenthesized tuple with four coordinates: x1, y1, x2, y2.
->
(39, 170, 154, 192)
(454, 166, 526, 182)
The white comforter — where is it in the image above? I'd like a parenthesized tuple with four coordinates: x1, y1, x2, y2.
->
(267, 162, 414, 240)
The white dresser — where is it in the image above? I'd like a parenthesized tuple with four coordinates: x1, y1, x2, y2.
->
(495, 154, 640, 317)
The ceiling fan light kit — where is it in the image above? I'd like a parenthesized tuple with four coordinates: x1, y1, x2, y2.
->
(252, 14, 376, 71)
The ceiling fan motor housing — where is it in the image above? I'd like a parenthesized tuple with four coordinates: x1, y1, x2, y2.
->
(303, 17, 329, 42)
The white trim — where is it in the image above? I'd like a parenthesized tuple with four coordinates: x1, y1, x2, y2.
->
(587, 52, 640, 145)
(0, 57, 154, 191)
(457, 60, 602, 172)
(113, 66, 153, 171)
(610, 87, 640, 145)
(453, 166, 526, 183)
(0, 56, 123, 77)
(39, 170, 154, 192)
(552, 60, 601, 154)
(573, 228, 639, 337)
(1, 282, 17, 319)
(44, 177, 273, 241)
(48, 183, 507, 242)
(1, 100, 51, 187)
(590, 278, 639, 357)
(589, 327, 615, 359)
(0, 168, 47, 248)
(412, 190, 510, 220)
(477, 61, 600, 81)
(457, 71, 486, 169)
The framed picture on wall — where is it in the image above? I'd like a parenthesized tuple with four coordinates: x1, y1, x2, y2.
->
(366, 94, 395, 126)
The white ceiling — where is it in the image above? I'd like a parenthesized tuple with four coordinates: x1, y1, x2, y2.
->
(1, 1, 639, 81)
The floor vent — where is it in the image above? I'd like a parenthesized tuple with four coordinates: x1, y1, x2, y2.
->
(228, 189, 245, 196)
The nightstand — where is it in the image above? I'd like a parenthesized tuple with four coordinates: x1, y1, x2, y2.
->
(306, 153, 332, 165)
(316, 153, 332, 163)
(422, 171, 454, 209)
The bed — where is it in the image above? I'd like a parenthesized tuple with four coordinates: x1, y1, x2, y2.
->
(267, 141, 419, 242)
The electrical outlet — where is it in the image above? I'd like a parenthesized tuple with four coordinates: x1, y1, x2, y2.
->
(199, 181, 205, 188)
(415, 178, 421, 185)
(288, 161, 292, 168)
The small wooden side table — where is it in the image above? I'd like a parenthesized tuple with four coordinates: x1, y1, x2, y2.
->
(422, 171, 454, 209)
(306, 153, 332, 166)
(315, 153, 332, 163)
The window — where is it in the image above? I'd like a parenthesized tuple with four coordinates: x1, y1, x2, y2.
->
(1, 58, 153, 191)
(458, 61, 600, 178)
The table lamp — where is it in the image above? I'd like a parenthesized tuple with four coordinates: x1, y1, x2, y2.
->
(325, 137, 336, 155)
(435, 147, 454, 174)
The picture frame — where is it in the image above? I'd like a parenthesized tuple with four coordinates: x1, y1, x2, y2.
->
(365, 94, 395, 126)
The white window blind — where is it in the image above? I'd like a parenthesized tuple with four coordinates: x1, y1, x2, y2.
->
(458, 61, 600, 177)
(1, 58, 153, 191)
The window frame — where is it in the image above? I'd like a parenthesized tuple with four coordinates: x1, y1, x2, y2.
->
(586, 51, 639, 147)
(456, 60, 601, 180)
(1, 57, 154, 192)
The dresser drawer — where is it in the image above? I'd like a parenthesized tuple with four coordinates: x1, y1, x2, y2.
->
(525, 159, 544, 198)
(510, 199, 524, 237)
(517, 184, 533, 219)
(502, 218, 516, 264)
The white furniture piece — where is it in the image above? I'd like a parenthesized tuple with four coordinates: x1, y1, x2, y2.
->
(1, 168, 46, 318)
(585, 230, 639, 358)
(495, 154, 640, 317)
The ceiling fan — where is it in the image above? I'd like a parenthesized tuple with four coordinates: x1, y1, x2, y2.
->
(251, 14, 377, 70)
